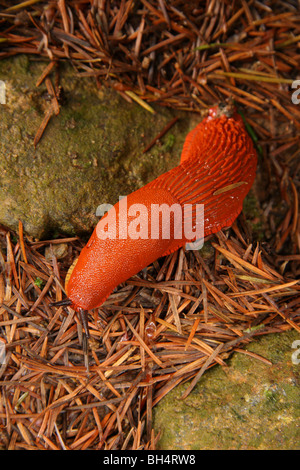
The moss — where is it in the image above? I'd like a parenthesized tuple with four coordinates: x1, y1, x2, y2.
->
(243, 191, 264, 240)
(34, 277, 44, 288)
(161, 133, 176, 153)
(0, 55, 196, 239)
(154, 330, 300, 450)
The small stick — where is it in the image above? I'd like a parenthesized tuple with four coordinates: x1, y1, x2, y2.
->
(181, 343, 223, 399)
(18, 221, 28, 264)
(33, 104, 54, 147)
(36, 60, 57, 87)
(143, 116, 178, 153)
(45, 77, 60, 115)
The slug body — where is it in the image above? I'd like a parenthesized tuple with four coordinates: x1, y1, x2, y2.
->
(65, 106, 257, 313)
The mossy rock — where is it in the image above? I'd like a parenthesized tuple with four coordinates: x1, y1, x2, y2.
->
(0, 55, 196, 239)
(154, 329, 300, 450)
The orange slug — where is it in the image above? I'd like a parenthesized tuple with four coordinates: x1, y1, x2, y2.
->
(53, 104, 257, 336)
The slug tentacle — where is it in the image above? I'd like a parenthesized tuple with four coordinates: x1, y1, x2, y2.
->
(49, 299, 72, 307)
(79, 308, 90, 338)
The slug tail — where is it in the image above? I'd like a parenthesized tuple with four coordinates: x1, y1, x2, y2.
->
(147, 110, 257, 240)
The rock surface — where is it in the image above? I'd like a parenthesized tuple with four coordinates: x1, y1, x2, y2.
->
(0, 55, 195, 239)
(154, 329, 300, 450)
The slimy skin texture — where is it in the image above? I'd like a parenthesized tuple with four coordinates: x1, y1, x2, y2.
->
(66, 106, 257, 312)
